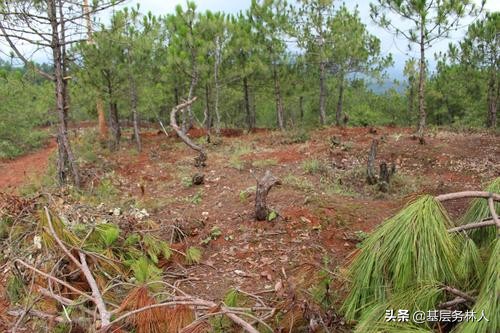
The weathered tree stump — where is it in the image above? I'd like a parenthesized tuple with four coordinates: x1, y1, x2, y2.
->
(192, 173, 204, 185)
(378, 162, 390, 192)
(366, 139, 378, 185)
(255, 171, 281, 221)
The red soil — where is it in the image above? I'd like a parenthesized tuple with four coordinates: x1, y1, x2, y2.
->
(0, 139, 56, 191)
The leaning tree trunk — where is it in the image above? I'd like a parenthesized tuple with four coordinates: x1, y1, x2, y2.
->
(273, 63, 285, 130)
(255, 170, 281, 221)
(416, 23, 426, 143)
(50, 0, 80, 187)
(171, 98, 207, 167)
(319, 60, 327, 126)
(336, 72, 345, 126)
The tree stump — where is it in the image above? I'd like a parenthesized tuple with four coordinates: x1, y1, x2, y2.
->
(378, 162, 390, 192)
(366, 139, 378, 185)
(192, 173, 204, 185)
(255, 171, 281, 221)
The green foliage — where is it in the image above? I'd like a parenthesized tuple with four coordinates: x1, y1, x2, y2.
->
(302, 159, 328, 175)
(0, 65, 51, 158)
(252, 158, 278, 168)
(455, 239, 499, 333)
(267, 210, 278, 221)
(6, 274, 25, 304)
(341, 196, 460, 321)
(143, 234, 172, 264)
(185, 246, 202, 265)
(131, 256, 163, 284)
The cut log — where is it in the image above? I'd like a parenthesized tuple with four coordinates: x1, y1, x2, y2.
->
(255, 171, 281, 221)
(170, 97, 207, 167)
(366, 139, 378, 185)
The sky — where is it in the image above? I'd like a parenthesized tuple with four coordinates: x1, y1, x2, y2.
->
(1, 0, 499, 80)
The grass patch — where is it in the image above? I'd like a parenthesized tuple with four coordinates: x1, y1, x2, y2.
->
(283, 174, 314, 192)
(302, 159, 329, 175)
(252, 158, 278, 168)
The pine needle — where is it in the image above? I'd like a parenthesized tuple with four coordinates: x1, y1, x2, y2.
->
(455, 239, 499, 333)
(341, 195, 461, 321)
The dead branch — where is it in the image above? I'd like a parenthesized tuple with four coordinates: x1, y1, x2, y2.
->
(255, 170, 281, 221)
(106, 297, 262, 333)
(447, 219, 495, 233)
(435, 191, 500, 202)
(438, 297, 469, 309)
(44, 207, 111, 327)
(442, 286, 476, 303)
(13, 259, 93, 302)
(170, 97, 207, 167)
(487, 197, 499, 229)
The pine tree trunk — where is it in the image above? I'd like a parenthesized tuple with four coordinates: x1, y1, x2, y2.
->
(408, 79, 415, 125)
(243, 76, 253, 130)
(130, 76, 141, 151)
(299, 95, 304, 122)
(319, 61, 327, 125)
(336, 72, 345, 126)
(214, 38, 221, 135)
(109, 102, 120, 150)
(204, 83, 212, 138)
(486, 69, 498, 128)
(273, 64, 285, 130)
(83, 0, 107, 142)
(417, 22, 426, 143)
(50, 0, 79, 186)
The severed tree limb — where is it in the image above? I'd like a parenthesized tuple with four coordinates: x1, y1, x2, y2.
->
(14, 259, 93, 302)
(447, 219, 495, 233)
(170, 97, 207, 167)
(487, 197, 500, 229)
(436, 191, 500, 202)
(255, 171, 281, 221)
(106, 297, 261, 333)
(438, 297, 469, 309)
(442, 286, 476, 303)
(44, 207, 111, 328)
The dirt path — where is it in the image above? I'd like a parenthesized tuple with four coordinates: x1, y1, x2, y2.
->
(0, 139, 56, 191)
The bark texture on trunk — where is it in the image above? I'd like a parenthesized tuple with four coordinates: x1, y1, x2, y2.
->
(273, 64, 285, 130)
(336, 73, 345, 126)
(243, 76, 254, 130)
(50, 0, 79, 186)
(255, 171, 281, 221)
(204, 83, 212, 142)
(487, 70, 498, 128)
(299, 95, 304, 122)
(319, 61, 327, 125)
(97, 98, 108, 142)
(417, 22, 427, 143)
(130, 76, 141, 151)
(109, 102, 121, 150)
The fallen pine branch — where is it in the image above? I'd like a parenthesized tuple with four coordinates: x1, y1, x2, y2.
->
(435, 191, 500, 202)
(447, 219, 495, 233)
